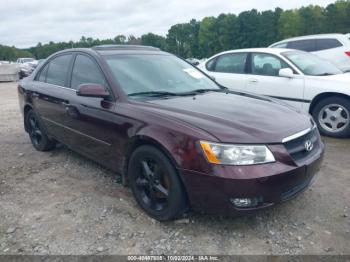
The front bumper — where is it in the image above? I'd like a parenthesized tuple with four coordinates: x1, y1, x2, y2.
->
(179, 142, 324, 216)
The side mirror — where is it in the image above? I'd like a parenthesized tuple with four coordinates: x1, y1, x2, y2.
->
(77, 83, 110, 98)
(279, 68, 294, 78)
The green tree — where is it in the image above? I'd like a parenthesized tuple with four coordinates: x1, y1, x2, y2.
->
(141, 33, 166, 49)
(278, 10, 302, 39)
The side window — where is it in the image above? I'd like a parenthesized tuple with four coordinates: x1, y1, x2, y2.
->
(71, 55, 107, 90)
(315, 38, 343, 51)
(213, 53, 247, 73)
(272, 43, 287, 48)
(37, 64, 49, 82)
(46, 54, 72, 87)
(287, 40, 316, 52)
(251, 53, 290, 77)
(205, 58, 216, 71)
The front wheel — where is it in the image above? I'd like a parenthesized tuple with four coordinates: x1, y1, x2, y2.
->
(312, 96, 350, 138)
(128, 145, 187, 221)
(25, 110, 56, 151)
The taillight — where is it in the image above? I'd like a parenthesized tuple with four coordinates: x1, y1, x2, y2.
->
(345, 51, 350, 57)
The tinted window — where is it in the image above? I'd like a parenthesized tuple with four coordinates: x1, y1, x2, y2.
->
(38, 64, 49, 82)
(213, 53, 247, 73)
(251, 53, 290, 76)
(315, 38, 343, 51)
(287, 40, 316, 52)
(46, 54, 72, 87)
(205, 58, 216, 71)
(71, 55, 107, 90)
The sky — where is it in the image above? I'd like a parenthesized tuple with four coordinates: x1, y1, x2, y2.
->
(0, 0, 335, 48)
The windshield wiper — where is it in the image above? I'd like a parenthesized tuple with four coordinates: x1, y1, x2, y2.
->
(179, 88, 227, 95)
(128, 88, 228, 98)
(316, 73, 334, 76)
(128, 91, 179, 97)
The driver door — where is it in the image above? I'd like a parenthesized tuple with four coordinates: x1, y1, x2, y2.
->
(62, 54, 123, 170)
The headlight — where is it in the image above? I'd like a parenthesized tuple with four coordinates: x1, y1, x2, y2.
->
(200, 141, 275, 165)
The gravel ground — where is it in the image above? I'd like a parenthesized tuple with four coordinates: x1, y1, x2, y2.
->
(0, 81, 349, 255)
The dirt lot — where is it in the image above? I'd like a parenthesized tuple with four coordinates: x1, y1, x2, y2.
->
(0, 81, 349, 255)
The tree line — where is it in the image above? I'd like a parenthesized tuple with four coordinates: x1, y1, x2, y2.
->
(1, 0, 349, 61)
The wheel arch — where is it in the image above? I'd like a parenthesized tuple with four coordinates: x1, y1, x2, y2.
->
(122, 135, 180, 184)
(309, 92, 350, 114)
(122, 135, 190, 211)
(23, 104, 33, 132)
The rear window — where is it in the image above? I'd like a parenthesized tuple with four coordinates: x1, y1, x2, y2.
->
(38, 64, 49, 82)
(209, 53, 247, 74)
(287, 40, 316, 52)
(315, 39, 343, 51)
(46, 54, 72, 87)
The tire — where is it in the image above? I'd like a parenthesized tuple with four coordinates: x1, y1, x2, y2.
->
(312, 96, 350, 138)
(128, 145, 187, 221)
(25, 110, 56, 151)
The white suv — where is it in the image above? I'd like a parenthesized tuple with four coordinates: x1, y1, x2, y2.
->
(269, 34, 350, 72)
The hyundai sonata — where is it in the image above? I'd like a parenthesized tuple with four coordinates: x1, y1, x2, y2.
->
(18, 45, 324, 221)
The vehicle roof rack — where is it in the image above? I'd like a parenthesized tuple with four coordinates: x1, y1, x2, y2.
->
(92, 45, 160, 51)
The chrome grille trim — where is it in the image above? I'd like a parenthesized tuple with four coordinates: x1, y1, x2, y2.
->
(282, 125, 316, 143)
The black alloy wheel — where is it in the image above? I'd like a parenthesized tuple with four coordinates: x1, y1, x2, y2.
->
(128, 145, 187, 221)
(26, 110, 55, 151)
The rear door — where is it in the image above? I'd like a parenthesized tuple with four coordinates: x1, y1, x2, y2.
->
(287, 39, 316, 52)
(246, 52, 305, 110)
(32, 53, 75, 144)
(313, 38, 350, 71)
(203, 52, 248, 91)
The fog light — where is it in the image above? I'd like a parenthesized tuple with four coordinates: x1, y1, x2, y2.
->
(230, 197, 262, 208)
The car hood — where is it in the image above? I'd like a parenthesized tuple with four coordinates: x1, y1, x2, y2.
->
(140, 92, 312, 144)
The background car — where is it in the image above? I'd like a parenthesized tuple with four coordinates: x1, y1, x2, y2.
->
(269, 34, 350, 72)
(186, 58, 201, 66)
(16, 58, 38, 79)
(16, 57, 38, 67)
(199, 48, 350, 138)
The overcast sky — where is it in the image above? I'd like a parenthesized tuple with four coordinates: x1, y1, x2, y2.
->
(1, 0, 334, 48)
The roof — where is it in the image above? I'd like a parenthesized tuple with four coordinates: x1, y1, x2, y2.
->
(270, 33, 349, 47)
(48, 45, 165, 58)
(213, 47, 293, 56)
(92, 45, 160, 51)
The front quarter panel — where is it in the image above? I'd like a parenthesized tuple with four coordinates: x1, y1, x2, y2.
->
(304, 75, 350, 109)
(121, 102, 218, 174)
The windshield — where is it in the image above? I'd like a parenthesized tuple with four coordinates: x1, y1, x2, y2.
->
(282, 51, 343, 76)
(105, 54, 220, 97)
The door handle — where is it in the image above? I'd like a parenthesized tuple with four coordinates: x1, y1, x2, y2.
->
(32, 92, 39, 98)
(248, 78, 259, 83)
(64, 103, 80, 118)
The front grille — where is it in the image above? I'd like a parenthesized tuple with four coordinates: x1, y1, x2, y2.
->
(283, 128, 320, 164)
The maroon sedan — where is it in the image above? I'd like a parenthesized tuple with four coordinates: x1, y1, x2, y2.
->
(18, 45, 324, 221)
